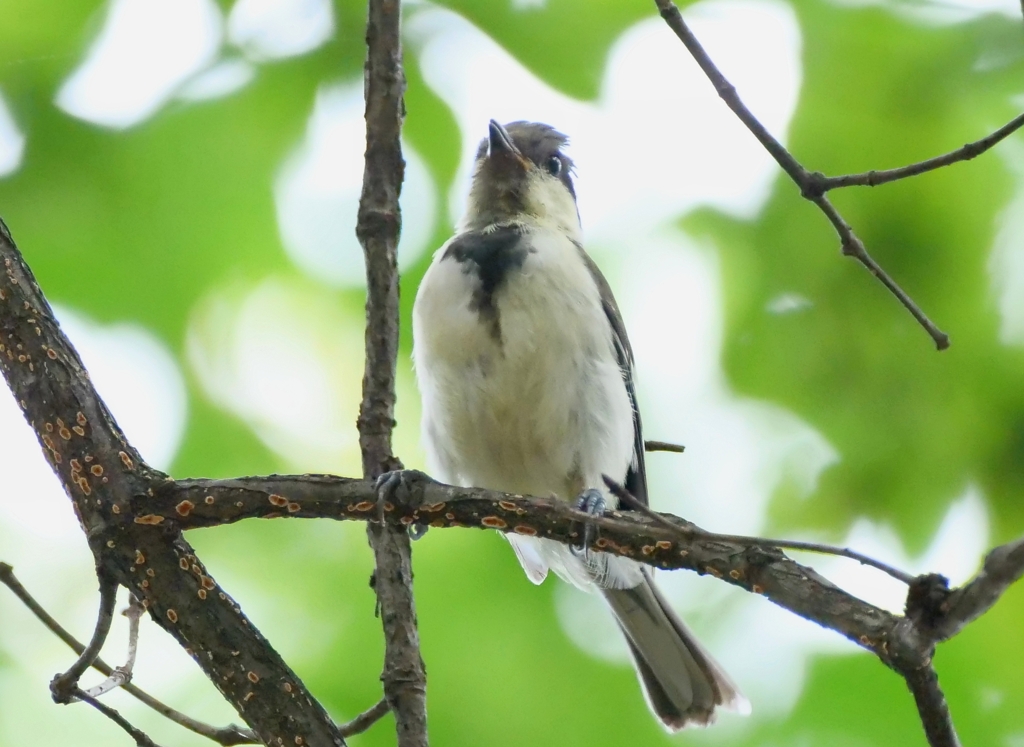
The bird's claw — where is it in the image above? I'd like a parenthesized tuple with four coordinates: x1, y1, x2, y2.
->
(571, 488, 606, 556)
(374, 469, 433, 540)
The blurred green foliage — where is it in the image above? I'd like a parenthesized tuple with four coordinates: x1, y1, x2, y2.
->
(1, 0, 1023, 746)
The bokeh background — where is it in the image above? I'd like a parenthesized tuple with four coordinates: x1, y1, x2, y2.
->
(1, 0, 1023, 744)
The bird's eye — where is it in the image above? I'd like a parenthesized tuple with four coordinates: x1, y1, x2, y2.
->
(545, 156, 562, 176)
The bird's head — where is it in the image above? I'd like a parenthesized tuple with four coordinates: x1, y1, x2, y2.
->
(461, 120, 580, 238)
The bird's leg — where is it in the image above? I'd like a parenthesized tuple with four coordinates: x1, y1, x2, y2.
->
(571, 488, 606, 556)
(373, 469, 434, 540)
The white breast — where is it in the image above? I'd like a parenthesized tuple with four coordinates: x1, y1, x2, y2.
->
(412, 228, 634, 504)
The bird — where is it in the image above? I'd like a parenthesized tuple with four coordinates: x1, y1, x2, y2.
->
(409, 119, 747, 730)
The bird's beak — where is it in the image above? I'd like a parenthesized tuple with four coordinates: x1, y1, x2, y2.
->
(487, 120, 530, 173)
(488, 120, 517, 156)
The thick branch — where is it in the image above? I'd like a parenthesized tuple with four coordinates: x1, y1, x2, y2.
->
(0, 219, 344, 747)
(155, 473, 984, 747)
(652, 0, 950, 350)
(355, 0, 429, 745)
(930, 536, 1024, 641)
(153, 474, 913, 662)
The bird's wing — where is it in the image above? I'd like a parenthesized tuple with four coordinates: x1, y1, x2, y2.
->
(577, 248, 649, 507)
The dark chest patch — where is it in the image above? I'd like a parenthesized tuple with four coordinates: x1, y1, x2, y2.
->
(443, 225, 530, 342)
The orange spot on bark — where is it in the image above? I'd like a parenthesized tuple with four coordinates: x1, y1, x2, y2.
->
(513, 525, 537, 536)
(268, 494, 288, 507)
(167, 609, 178, 623)
(175, 500, 195, 517)
(134, 514, 164, 525)
(481, 516, 507, 528)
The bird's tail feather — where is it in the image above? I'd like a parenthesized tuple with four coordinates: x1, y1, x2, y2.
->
(603, 571, 748, 731)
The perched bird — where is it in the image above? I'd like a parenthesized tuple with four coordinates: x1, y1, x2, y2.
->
(411, 120, 746, 729)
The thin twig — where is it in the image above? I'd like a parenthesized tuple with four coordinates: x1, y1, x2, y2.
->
(74, 687, 165, 747)
(0, 563, 257, 745)
(652, 0, 950, 350)
(809, 194, 949, 349)
(339, 698, 391, 737)
(85, 595, 144, 698)
(50, 572, 118, 704)
(602, 475, 916, 584)
(810, 112, 1024, 191)
(644, 440, 685, 453)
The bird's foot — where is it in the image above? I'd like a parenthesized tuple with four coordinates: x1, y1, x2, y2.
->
(571, 488, 606, 556)
(374, 469, 434, 540)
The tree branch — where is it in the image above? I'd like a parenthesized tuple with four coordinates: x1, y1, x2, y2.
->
(653, 0, 953, 349)
(0, 218, 345, 746)
(74, 687, 166, 747)
(928, 535, 1024, 641)
(643, 439, 686, 453)
(355, 0, 429, 745)
(149, 474, 908, 658)
(155, 471, 1018, 747)
(903, 664, 960, 747)
(808, 113, 1024, 192)
(604, 475, 915, 584)
(50, 570, 118, 703)
(338, 698, 390, 738)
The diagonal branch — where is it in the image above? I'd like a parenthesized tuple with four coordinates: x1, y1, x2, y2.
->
(928, 535, 1024, 641)
(0, 219, 345, 747)
(809, 112, 1024, 191)
(338, 698, 390, 738)
(355, 0, 429, 745)
(653, 0, 952, 349)
(74, 687, 166, 747)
